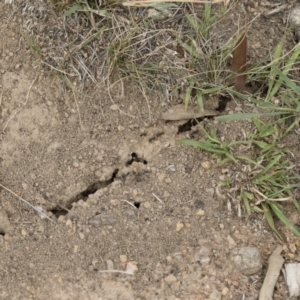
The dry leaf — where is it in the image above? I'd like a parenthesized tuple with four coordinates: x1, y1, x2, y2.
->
(230, 31, 247, 91)
(160, 104, 219, 121)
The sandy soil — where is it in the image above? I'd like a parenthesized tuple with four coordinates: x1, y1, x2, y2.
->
(0, 0, 300, 299)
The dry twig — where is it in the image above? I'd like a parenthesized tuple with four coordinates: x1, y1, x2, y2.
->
(259, 245, 284, 300)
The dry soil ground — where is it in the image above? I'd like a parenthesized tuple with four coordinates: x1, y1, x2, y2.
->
(1, 0, 300, 299)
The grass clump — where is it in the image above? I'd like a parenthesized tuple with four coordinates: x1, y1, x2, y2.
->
(178, 33, 300, 240)
(44, 0, 238, 102)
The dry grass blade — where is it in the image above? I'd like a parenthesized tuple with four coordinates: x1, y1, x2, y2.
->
(0, 183, 55, 223)
(123, 0, 225, 6)
(160, 104, 219, 121)
(230, 30, 247, 91)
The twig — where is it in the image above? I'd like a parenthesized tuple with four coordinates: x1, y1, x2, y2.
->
(264, 4, 288, 18)
(152, 193, 164, 204)
(121, 200, 137, 209)
(259, 245, 284, 300)
(3, 77, 37, 133)
(41, 61, 74, 76)
(0, 183, 55, 223)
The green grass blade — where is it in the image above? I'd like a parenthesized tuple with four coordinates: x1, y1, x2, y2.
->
(273, 66, 300, 98)
(260, 155, 281, 174)
(236, 155, 263, 168)
(241, 190, 252, 215)
(266, 38, 284, 101)
(292, 198, 300, 213)
(182, 42, 202, 59)
(269, 202, 300, 238)
(185, 14, 201, 32)
(216, 111, 284, 122)
(203, 3, 211, 24)
(197, 92, 204, 111)
(267, 43, 300, 101)
(177, 139, 226, 155)
(262, 203, 282, 240)
(64, 3, 81, 17)
(185, 81, 194, 108)
(200, 87, 222, 94)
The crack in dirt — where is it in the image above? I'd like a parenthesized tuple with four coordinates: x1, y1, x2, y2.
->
(50, 153, 148, 216)
(177, 94, 231, 133)
(49, 102, 227, 217)
(49, 96, 227, 217)
(50, 169, 119, 216)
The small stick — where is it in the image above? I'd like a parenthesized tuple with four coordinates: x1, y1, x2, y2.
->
(264, 4, 288, 18)
(121, 200, 137, 209)
(41, 61, 73, 76)
(0, 183, 55, 223)
(152, 193, 164, 204)
(259, 245, 284, 300)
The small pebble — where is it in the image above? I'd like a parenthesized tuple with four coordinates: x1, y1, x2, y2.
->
(157, 173, 166, 182)
(176, 221, 184, 232)
(106, 259, 114, 270)
(110, 199, 120, 206)
(194, 246, 211, 265)
(196, 209, 205, 216)
(222, 287, 229, 295)
(126, 261, 138, 274)
(227, 235, 236, 248)
(230, 247, 262, 276)
(164, 274, 177, 282)
(120, 255, 128, 263)
(201, 161, 211, 169)
(73, 161, 79, 168)
(165, 177, 172, 184)
(110, 104, 118, 111)
(143, 201, 151, 209)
